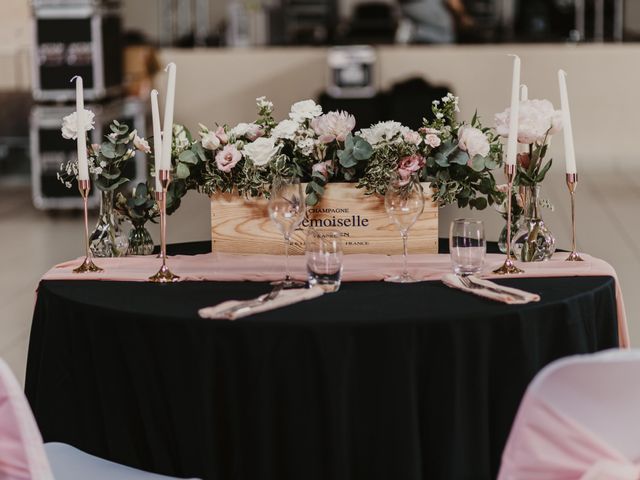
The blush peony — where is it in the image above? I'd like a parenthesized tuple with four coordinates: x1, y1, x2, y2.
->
(311, 111, 356, 143)
(495, 99, 563, 145)
(458, 126, 490, 159)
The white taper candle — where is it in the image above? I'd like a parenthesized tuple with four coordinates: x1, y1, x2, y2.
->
(506, 55, 521, 166)
(558, 70, 577, 174)
(161, 62, 176, 171)
(72, 76, 89, 181)
(150, 89, 163, 193)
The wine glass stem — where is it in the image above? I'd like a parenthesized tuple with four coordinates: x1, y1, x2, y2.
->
(284, 233, 291, 281)
(401, 231, 409, 277)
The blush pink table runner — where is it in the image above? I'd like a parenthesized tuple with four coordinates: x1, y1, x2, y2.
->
(42, 252, 630, 347)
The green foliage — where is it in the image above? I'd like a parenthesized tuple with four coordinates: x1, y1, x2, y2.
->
(115, 182, 159, 226)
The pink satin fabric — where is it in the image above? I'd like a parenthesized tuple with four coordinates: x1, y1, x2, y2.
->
(42, 252, 629, 347)
(0, 360, 54, 480)
(499, 352, 640, 480)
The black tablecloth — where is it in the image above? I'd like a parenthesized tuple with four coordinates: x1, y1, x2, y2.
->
(26, 242, 620, 480)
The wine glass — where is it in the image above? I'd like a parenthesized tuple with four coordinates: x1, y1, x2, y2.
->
(385, 174, 425, 283)
(268, 176, 306, 288)
(449, 219, 486, 276)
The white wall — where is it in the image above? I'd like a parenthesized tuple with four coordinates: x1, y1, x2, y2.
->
(0, 0, 31, 90)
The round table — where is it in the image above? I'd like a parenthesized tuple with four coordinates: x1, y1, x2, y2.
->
(25, 242, 621, 480)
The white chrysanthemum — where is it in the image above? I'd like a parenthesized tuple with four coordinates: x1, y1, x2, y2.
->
(172, 124, 190, 152)
(357, 121, 410, 146)
(61, 109, 95, 140)
(311, 111, 356, 143)
(289, 99, 322, 123)
(272, 119, 299, 140)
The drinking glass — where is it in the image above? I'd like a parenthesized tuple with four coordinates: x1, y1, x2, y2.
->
(268, 176, 306, 288)
(384, 174, 425, 283)
(305, 229, 343, 292)
(449, 219, 486, 276)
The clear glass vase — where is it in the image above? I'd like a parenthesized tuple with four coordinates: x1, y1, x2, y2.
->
(127, 222, 154, 256)
(498, 218, 521, 254)
(511, 185, 556, 262)
(89, 189, 129, 257)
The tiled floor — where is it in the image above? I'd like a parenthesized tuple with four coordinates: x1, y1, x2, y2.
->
(1, 163, 638, 386)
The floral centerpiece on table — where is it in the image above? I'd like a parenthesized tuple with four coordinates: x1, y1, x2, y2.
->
(115, 182, 159, 255)
(58, 113, 150, 257)
(167, 94, 505, 212)
(494, 99, 563, 261)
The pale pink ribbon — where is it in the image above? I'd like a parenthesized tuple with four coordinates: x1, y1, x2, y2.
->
(42, 252, 630, 347)
(0, 360, 54, 480)
(499, 393, 640, 480)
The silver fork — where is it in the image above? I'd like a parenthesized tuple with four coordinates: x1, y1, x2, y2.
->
(219, 284, 284, 319)
(458, 275, 528, 301)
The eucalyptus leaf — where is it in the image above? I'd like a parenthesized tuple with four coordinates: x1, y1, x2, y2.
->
(179, 149, 198, 165)
(306, 191, 318, 206)
(450, 149, 470, 166)
(309, 182, 324, 195)
(352, 139, 373, 161)
(470, 155, 486, 172)
(176, 163, 190, 179)
(101, 142, 116, 159)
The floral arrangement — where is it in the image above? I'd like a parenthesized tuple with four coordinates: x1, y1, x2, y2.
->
(115, 182, 158, 227)
(164, 94, 505, 211)
(495, 99, 562, 186)
(58, 114, 149, 192)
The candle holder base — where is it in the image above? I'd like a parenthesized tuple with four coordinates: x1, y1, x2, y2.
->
(493, 258, 524, 275)
(565, 251, 584, 262)
(149, 264, 180, 283)
(73, 256, 104, 274)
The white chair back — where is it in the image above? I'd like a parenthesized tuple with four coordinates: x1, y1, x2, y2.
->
(499, 349, 640, 479)
(0, 358, 54, 480)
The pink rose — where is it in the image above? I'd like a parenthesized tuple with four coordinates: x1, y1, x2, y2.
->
(312, 160, 333, 178)
(425, 134, 441, 148)
(215, 126, 228, 144)
(397, 154, 425, 185)
(311, 111, 356, 144)
(403, 130, 421, 145)
(215, 144, 241, 172)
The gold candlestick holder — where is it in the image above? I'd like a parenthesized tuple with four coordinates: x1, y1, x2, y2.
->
(494, 164, 524, 275)
(73, 179, 103, 273)
(149, 170, 180, 282)
(565, 173, 584, 261)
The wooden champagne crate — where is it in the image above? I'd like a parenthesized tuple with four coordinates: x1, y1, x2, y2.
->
(210, 182, 438, 255)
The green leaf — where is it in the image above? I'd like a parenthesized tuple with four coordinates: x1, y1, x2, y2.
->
(100, 168, 121, 180)
(310, 182, 324, 195)
(450, 149, 469, 166)
(176, 163, 190, 179)
(352, 139, 373, 161)
(470, 155, 486, 172)
(344, 133, 354, 149)
(101, 142, 116, 158)
(338, 149, 357, 168)
(535, 158, 553, 182)
(306, 191, 318, 206)
(472, 196, 488, 210)
(179, 149, 198, 165)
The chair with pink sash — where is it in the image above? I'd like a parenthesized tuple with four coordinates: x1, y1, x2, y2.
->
(498, 349, 640, 480)
(0, 359, 199, 480)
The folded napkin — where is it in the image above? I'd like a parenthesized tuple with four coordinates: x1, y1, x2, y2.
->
(198, 286, 325, 320)
(442, 274, 540, 304)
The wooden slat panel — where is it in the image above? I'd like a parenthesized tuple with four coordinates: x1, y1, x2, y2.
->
(211, 183, 438, 255)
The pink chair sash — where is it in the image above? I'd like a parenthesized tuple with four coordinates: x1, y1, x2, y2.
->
(499, 351, 640, 480)
(0, 360, 54, 480)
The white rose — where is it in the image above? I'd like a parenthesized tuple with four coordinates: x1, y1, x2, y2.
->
(133, 134, 151, 153)
(458, 126, 490, 158)
(272, 119, 299, 140)
(243, 137, 280, 167)
(230, 122, 263, 141)
(61, 109, 95, 139)
(201, 131, 221, 150)
(172, 124, 190, 151)
(289, 99, 322, 123)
